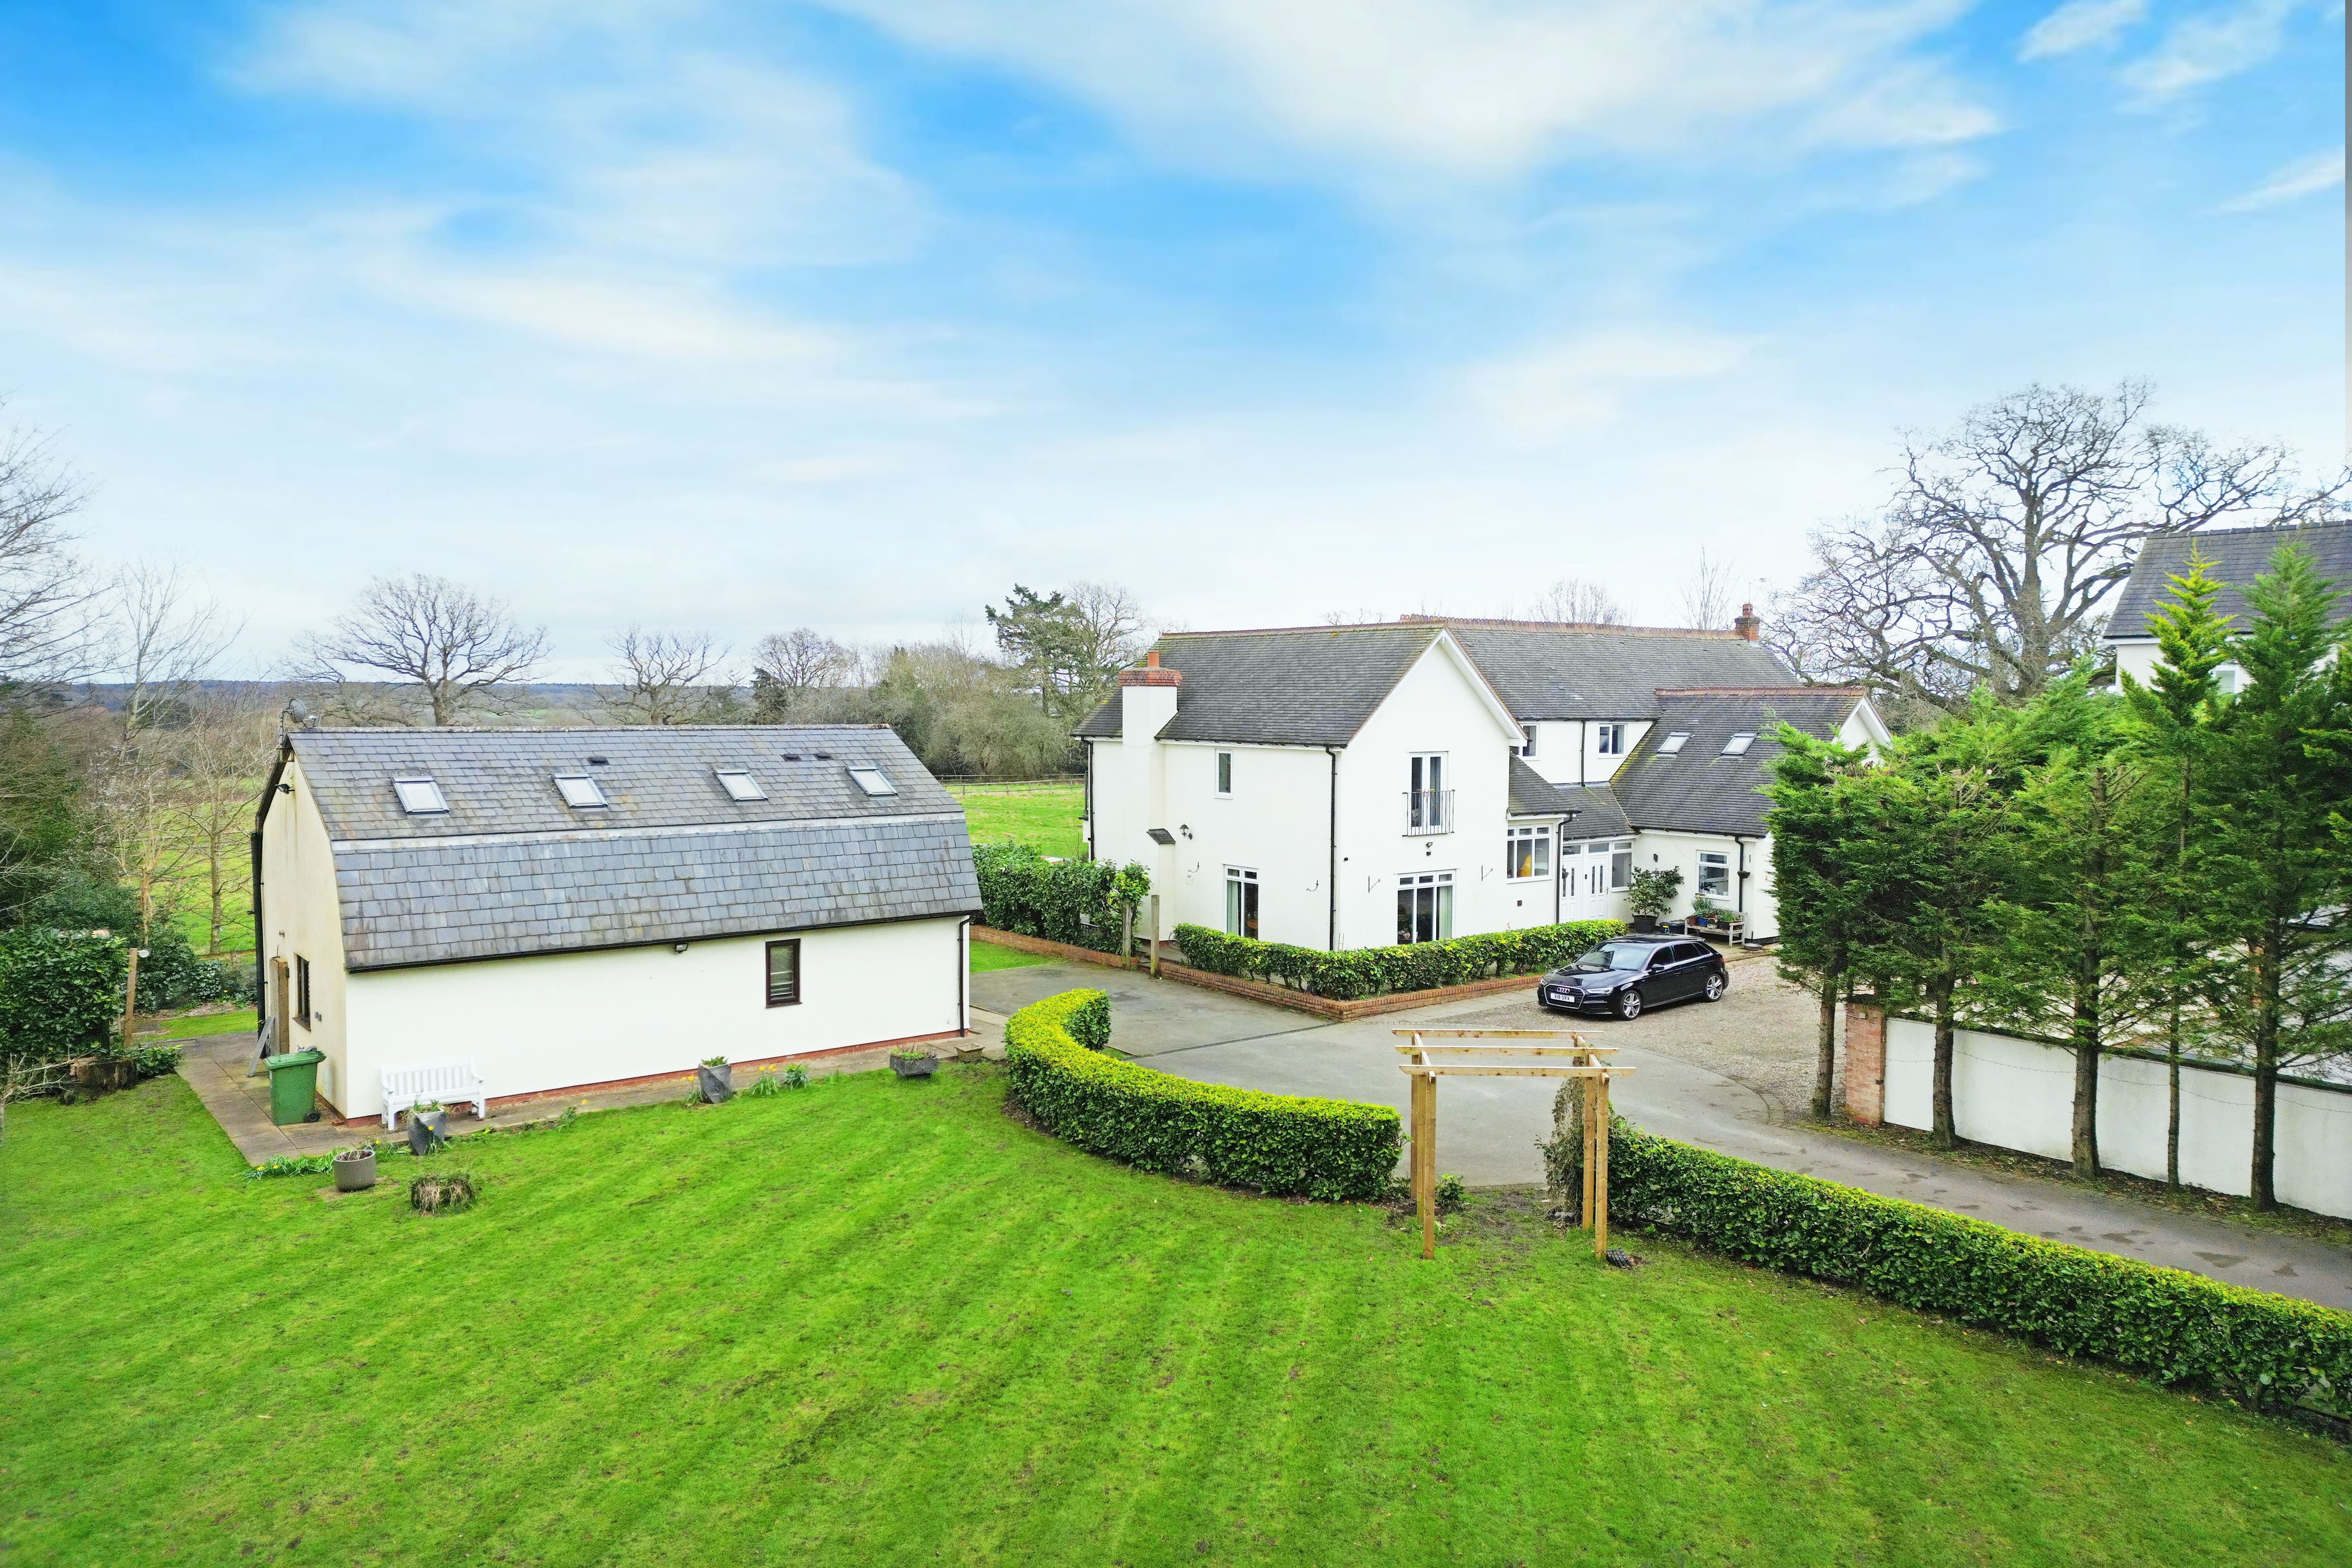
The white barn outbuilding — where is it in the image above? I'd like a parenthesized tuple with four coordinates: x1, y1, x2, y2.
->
(253, 725, 982, 1125)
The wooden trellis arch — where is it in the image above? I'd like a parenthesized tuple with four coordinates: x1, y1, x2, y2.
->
(1395, 1029, 1634, 1261)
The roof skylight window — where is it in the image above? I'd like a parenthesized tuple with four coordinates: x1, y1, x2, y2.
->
(1722, 732, 1757, 756)
(393, 776, 449, 815)
(1656, 732, 1691, 755)
(847, 766, 898, 797)
(715, 769, 767, 802)
(554, 775, 609, 809)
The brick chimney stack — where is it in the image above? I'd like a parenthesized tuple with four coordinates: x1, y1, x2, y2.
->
(1118, 649, 1182, 687)
(1733, 603, 1761, 642)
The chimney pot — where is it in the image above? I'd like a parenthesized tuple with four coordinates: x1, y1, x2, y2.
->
(1145, 650, 1159, 668)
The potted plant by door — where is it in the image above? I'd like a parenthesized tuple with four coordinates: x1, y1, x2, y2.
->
(696, 1055, 734, 1104)
(890, 1047, 938, 1080)
(1626, 867, 1683, 934)
(332, 1144, 378, 1192)
(407, 1100, 449, 1156)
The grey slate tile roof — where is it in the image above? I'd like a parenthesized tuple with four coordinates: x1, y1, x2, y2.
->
(2107, 521, 2352, 640)
(281, 726, 981, 970)
(1506, 758, 1629, 838)
(1608, 690, 1863, 838)
(1072, 620, 1795, 745)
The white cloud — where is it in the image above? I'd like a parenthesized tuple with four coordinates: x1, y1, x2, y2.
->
(2018, 0, 2148, 60)
(2119, 0, 2306, 99)
(816, 0, 1994, 179)
(1463, 326, 1758, 444)
(2218, 146, 2347, 210)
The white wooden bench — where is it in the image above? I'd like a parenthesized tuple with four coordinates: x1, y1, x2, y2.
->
(380, 1060, 489, 1129)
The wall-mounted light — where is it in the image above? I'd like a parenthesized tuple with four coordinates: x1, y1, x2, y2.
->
(673, 943, 690, 954)
(1179, 824, 1193, 840)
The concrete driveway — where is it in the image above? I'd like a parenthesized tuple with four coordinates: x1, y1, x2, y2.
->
(972, 959, 2352, 1312)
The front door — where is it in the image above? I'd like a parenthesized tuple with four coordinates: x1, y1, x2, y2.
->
(1559, 843, 1611, 919)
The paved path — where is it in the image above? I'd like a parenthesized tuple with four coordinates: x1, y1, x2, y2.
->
(973, 962, 2352, 1312)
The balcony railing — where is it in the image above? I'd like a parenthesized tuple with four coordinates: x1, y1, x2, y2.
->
(1404, 788, 1454, 835)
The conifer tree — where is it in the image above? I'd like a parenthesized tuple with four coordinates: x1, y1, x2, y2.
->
(1764, 727, 1879, 1119)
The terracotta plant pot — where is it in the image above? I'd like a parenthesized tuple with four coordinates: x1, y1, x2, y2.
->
(696, 1063, 734, 1104)
(333, 1147, 377, 1191)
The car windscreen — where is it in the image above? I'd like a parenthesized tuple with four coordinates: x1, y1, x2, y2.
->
(1571, 943, 1652, 973)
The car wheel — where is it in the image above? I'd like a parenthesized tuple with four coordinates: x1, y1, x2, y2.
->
(1614, 988, 1643, 1020)
(1702, 971, 1726, 1002)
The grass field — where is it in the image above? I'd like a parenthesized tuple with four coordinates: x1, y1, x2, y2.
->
(139, 1005, 259, 1041)
(5, 1063, 2346, 1566)
(971, 938, 1053, 972)
(949, 779, 1084, 858)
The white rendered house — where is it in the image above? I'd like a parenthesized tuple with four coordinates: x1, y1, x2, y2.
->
(2103, 520, 2352, 692)
(252, 726, 982, 1124)
(1076, 614, 1883, 947)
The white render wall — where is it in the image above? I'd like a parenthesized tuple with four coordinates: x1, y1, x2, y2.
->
(1522, 719, 1653, 789)
(1631, 829, 1779, 938)
(257, 756, 355, 1109)
(340, 917, 967, 1122)
(1884, 1017, 2352, 1219)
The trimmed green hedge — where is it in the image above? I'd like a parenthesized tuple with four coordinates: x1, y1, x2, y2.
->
(1608, 1122, 2352, 1416)
(1003, 988, 1400, 1201)
(972, 843, 1149, 954)
(1171, 919, 1624, 1001)
(0, 928, 128, 1064)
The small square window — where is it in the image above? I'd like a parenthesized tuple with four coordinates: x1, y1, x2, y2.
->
(1721, 732, 1756, 756)
(1698, 852, 1731, 895)
(1656, 732, 1691, 755)
(1595, 724, 1626, 756)
(554, 775, 608, 808)
(715, 769, 766, 802)
(392, 776, 448, 814)
(847, 766, 897, 797)
(766, 939, 801, 1007)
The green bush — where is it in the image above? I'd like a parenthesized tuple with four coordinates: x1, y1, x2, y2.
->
(1004, 988, 1400, 1201)
(130, 1043, 182, 1079)
(1171, 919, 1625, 1000)
(134, 931, 242, 1012)
(1608, 1122, 2352, 1416)
(971, 843, 1150, 954)
(0, 928, 128, 1063)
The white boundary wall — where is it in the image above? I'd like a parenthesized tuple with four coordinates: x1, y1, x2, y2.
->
(1884, 1016, 2352, 1219)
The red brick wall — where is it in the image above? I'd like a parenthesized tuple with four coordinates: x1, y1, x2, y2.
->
(1843, 997, 1885, 1126)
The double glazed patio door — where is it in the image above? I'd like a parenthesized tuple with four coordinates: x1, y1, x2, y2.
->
(1397, 872, 1453, 944)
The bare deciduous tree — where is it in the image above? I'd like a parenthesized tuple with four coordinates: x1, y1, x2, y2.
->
(605, 626, 726, 725)
(1063, 580, 1151, 715)
(175, 694, 280, 954)
(102, 562, 240, 742)
(1527, 578, 1625, 625)
(1680, 548, 1738, 630)
(0, 407, 97, 683)
(297, 574, 547, 726)
(1776, 382, 2348, 709)
(749, 627, 854, 723)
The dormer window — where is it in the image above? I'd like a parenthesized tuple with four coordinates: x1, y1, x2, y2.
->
(1657, 732, 1691, 755)
(847, 766, 897, 797)
(393, 776, 448, 815)
(1721, 732, 1757, 756)
(715, 769, 766, 802)
(554, 775, 609, 809)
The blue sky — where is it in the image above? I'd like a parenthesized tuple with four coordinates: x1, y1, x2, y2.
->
(0, 0, 2341, 677)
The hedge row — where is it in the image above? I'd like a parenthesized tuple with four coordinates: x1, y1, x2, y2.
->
(1171, 919, 1625, 1001)
(1608, 1121, 2352, 1416)
(972, 843, 1150, 955)
(1003, 988, 1399, 1201)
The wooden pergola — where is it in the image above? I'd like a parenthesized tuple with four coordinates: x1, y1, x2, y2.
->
(1395, 1029, 1633, 1261)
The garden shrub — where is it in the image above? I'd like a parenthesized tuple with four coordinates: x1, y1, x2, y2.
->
(133, 931, 242, 1012)
(1608, 1121, 2352, 1416)
(1004, 988, 1400, 1201)
(1171, 919, 1625, 1000)
(130, 1043, 182, 1079)
(0, 928, 128, 1063)
(972, 843, 1150, 954)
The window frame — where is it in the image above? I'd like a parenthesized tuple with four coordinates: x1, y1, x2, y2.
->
(1224, 865, 1260, 939)
(1504, 823, 1552, 881)
(1721, 732, 1757, 756)
(294, 955, 312, 1030)
(1698, 851, 1731, 897)
(764, 938, 802, 1008)
(1519, 725, 1537, 758)
(1656, 732, 1691, 755)
(715, 768, 767, 802)
(1395, 870, 1456, 945)
(1215, 751, 1234, 797)
(392, 775, 449, 815)
(1609, 840, 1633, 891)
(846, 766, 898, 797)
(1595, 723, 1626, 756)
(553, 774, 610, 809)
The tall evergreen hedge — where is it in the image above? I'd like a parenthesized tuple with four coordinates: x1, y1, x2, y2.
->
(1003, 988, 1400, 1201)
(972, 843, 1149, 954)
(1171, 919, 1624, 1001)
(0, 929, 128, 1063)
(1609, 1121, 2352, 1416)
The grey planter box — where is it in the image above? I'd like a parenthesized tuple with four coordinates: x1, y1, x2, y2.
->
(407, 1108, 449, 1156)
(696, 1063, 734, 1104)
(333, 1147, 377, 1191)
(890, 1053, 938, 1079)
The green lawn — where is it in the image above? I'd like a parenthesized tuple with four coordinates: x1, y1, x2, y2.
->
(139, 1005, 259, 1041)
(5, 1070, 2346, 1567)
(950, 779, 1084, 858)
(971, 938, 1053, 972)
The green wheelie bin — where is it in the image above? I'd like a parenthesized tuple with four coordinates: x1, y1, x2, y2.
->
(264, 1050, 325, 1125)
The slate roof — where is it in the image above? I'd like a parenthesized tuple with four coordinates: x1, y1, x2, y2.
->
(1608, 690, 1864, 838)
(275, 726, 981, 970)
(1505, 758, 1630, 838)
(2107, 521, 2352, 639)
(1072, 620, 1795, 745)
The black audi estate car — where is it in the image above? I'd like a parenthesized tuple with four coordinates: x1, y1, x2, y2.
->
(1536, 934, 1728, 1020)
